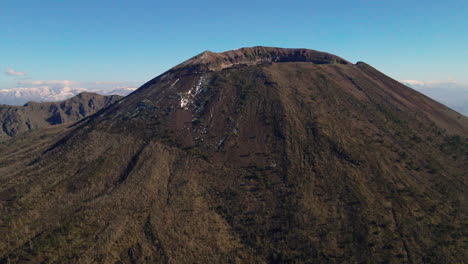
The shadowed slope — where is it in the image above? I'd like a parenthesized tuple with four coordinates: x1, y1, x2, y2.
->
(0, 47, 466, 263)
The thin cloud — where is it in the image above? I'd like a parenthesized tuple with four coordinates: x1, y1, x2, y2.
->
(401, 80, 426, 86)
(17, 80, 77, 86)
(15, 79, 140, 91)
(401, 80, 467, 90)
(5, 68, 27, 76)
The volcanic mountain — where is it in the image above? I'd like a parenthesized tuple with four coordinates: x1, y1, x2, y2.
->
(0, 47, 466, 263)
(0, 92, 122, 140)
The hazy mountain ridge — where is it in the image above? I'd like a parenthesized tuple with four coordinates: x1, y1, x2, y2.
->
(0, 47, 466, 263)
(0, 92, 122, 140)
(0, 86, 135, 106)
(401, 80, 468, 116)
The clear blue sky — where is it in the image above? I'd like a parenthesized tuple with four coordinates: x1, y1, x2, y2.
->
(1, 0, 467, 89)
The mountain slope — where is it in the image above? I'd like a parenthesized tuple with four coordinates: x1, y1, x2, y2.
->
(0, 92, 122, 140)
(0, 47, 466, 263)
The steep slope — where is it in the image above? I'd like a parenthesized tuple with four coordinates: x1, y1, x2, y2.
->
(0, 92, 122, 140)
(0, 47, 466, 264)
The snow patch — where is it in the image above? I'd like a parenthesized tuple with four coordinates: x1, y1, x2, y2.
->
(179, 76, 206, 109)
(180, 96, 190, 108)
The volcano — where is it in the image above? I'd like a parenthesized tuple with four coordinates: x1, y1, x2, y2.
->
(0, 47, 466, 263)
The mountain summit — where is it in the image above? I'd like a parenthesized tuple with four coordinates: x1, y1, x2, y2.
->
(0, 47, 466, 263)
(175, 46, 350, 71)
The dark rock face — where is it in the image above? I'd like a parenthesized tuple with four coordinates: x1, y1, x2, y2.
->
(0, 47, 466, 263)
(0, 92, 122, 140)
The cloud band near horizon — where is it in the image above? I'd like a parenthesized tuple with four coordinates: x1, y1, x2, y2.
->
(5, 68, 27, 77)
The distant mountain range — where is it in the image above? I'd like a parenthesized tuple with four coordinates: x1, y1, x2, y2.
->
(0, 92, 122, 140)
(1, 79, 465, 118)
(401, 80, 468, 116)
(0, 86, 135, 105)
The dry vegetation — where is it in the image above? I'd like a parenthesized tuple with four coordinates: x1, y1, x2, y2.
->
(0, 47, 467, 263)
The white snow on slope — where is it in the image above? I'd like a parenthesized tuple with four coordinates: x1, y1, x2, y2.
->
(179, 76, 205, 109)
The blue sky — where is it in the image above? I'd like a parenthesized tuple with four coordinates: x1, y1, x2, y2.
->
(1, 0, 467, 90)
